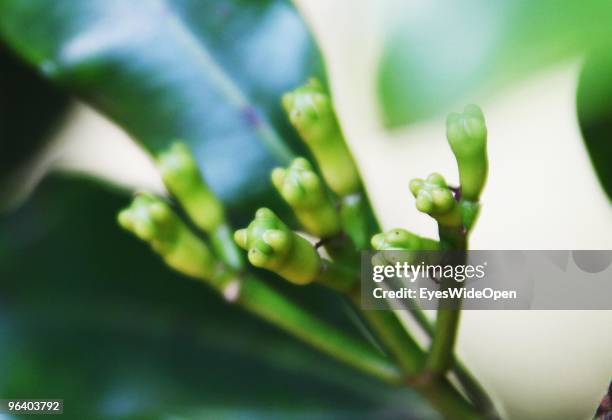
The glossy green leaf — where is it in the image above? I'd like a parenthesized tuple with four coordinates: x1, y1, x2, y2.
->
(0, 176, 434, 419)
(378, 0, 612, 128)
(576, 50, 612, 201)
(0, 44, 69, 210)
(0, 0, 325, 223)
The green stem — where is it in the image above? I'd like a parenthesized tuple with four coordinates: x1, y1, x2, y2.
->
(318, 259, 357, 292)
(322, 232, 360, 265)
(323, 261, 424, 375)
(235, 275, 403, 384)
(345, 291, 481, 419)
(328, 190, 379, 265)
(425, 306, 462, 376)
(334, 182, 490, 417)
(323, 202, 493, 417)
(198, 267, 402, 383)
(453, 365, 499, 419)
(308, 255, 479, 417)
(210, 223, 244, 270)
(352, 221, 483, 415)
(426, 228, 466, 377)
(339, 190, 380, 246)
(409, 293, 499, 418)
(414, 376, 483, 420)
(331, 262, 424, 376)
(339, 193, 370, 250)
(355, 301, 425, 374)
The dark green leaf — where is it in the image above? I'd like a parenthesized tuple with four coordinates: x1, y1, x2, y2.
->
(0, 0, 325, 223)
(576, 49, 612, 201)
(0, 176, 434, 419)
(0, 44, 69, 210)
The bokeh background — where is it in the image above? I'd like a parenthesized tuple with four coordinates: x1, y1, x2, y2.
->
(1, 1, 611, 419)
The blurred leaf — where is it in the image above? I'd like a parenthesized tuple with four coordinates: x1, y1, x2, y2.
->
(0, 0, 325, 224)
(0, 44, 69, 210)
(378, 0, 612, 128)
(0, 176, 434, 419)
(576, 49, 612, 201)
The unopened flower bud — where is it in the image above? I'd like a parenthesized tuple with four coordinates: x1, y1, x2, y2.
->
(371, 228, 440, 266)
(282, 79, 360, 196)
(409, 173, 461, 228)
(234, 208, 321, 285)
(118, 193, 216, 279)
(158, 142, 224, 233)
(371, 228, 439, 251)
(446, 105, 488, 201)
(271, 157, 340, 238)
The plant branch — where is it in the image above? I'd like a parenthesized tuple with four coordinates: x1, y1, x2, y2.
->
(350, 292, 481, 419)
(321, 265, 484, 419)
(318, 259, 357, 292)
(425, 305, 462, 376)
(118, 195, 401, 384)
(406, 306, 498, 418)
(232, 274, 403, 384)
(425, 228, 466, 377)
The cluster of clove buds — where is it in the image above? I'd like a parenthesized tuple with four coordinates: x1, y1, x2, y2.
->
(116, 78, 493, 419)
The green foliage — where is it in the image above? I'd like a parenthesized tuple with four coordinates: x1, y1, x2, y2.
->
(378, 0, 612, 127)
(0, 0, 502, 415)
(0, 2, 443, 417)
(0, 45, 69, 210)
(0, 176, 430, 419)
(0, 0, 325, 221)
(577, 50, 612, 201)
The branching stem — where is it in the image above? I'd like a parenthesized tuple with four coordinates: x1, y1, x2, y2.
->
(202, 268, 403, 384)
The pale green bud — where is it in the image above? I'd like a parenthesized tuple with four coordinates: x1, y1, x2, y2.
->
(371, 228, 439, 251)
(409, 173, 461, 228)
(118, 193, 217, 279)
(158, 142, 224, 232)
(234, 208, 321, 285)
(282, 78, 360, 196)
(446, 105, 488, 201)
(271, 157, 340, 237)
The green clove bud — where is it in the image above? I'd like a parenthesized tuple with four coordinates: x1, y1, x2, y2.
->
(158, 142, 243, 270)
(446, 105, 488, 201)
(371, 228, 439, 251)
(234, 208, 321, 285)
(371, 228, 440, 266)
(282, 78, 360, 197)
(409, 173, 461, 228)
(271, 157, 340, 238)
(157, 142, 224, 233)
(118, 193, 217, 280)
